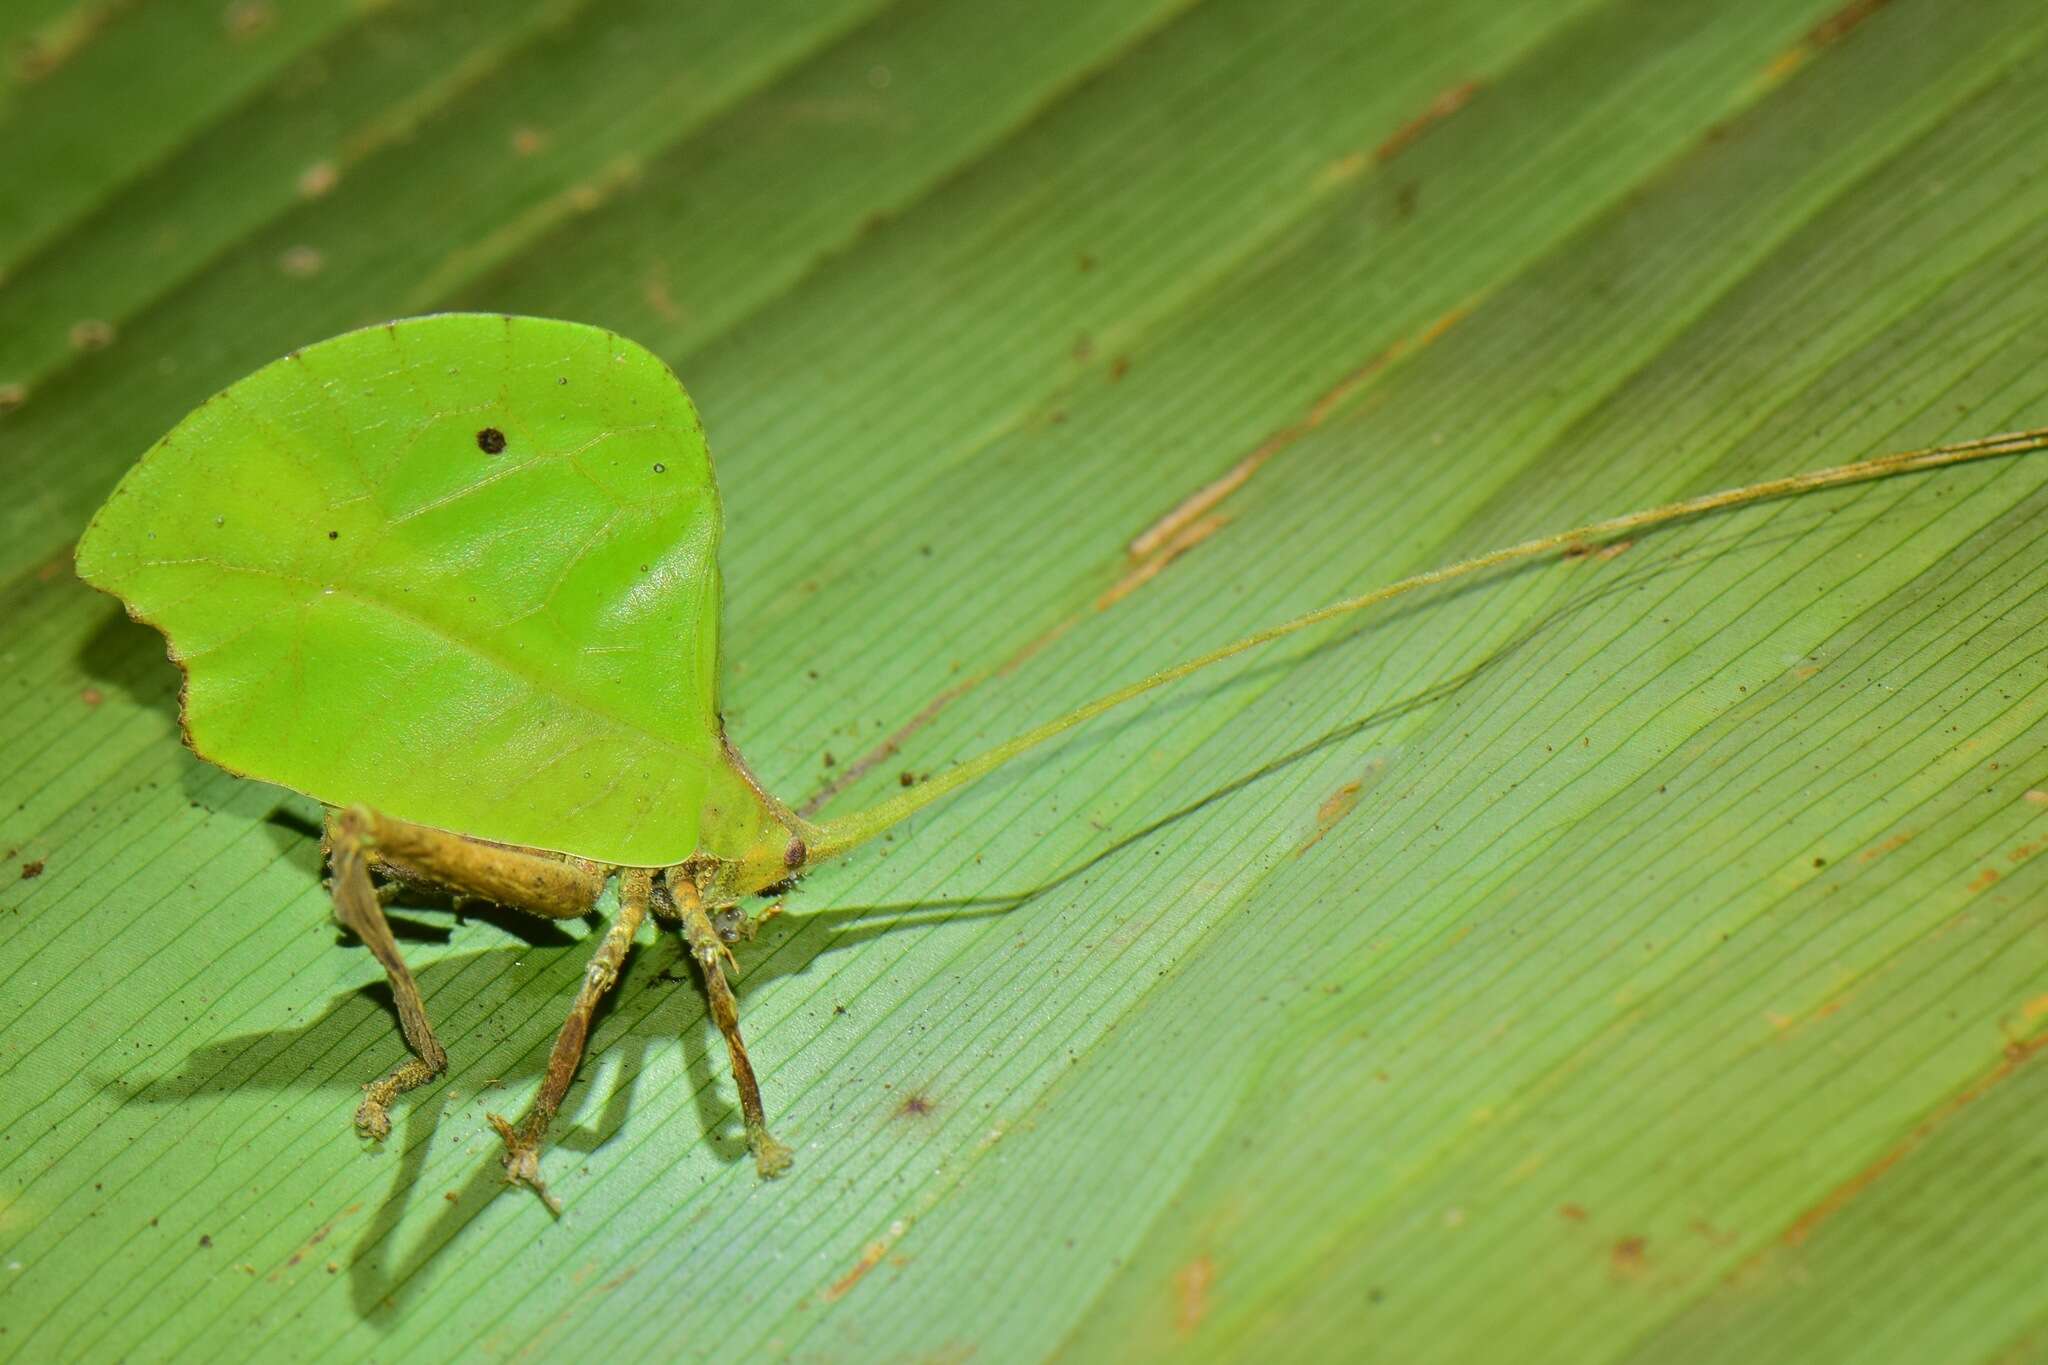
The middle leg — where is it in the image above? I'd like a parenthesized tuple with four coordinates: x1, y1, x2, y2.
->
(489, 868, 651, 1214)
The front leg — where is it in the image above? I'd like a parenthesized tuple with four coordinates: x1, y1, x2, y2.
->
(669, 873, 794, 1179)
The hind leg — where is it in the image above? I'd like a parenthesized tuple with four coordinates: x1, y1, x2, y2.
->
(326, 808, 450, 1139)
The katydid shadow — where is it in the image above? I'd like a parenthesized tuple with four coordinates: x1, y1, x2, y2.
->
(88, 518, 1780, 1323)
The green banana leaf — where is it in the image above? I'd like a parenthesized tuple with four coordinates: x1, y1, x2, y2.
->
(5, 1, 2047, 1360)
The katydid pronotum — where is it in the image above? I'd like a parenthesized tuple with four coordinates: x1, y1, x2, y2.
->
(74, 313, 2048, 1212)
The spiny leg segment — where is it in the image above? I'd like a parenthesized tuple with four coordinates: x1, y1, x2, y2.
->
(489, 869, 652, 1214)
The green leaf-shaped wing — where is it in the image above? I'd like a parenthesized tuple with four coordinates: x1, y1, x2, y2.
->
(76, 313, 749, 866)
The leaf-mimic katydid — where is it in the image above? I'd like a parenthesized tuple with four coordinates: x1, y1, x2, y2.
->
(73, 313, 2048, 1211)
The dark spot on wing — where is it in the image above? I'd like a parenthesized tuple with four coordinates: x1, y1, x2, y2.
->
(783, 836, 806, 869)
(476, 427, 507, 454)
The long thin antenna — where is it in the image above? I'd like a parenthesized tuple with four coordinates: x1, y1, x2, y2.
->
(802, 426, 2048, 862)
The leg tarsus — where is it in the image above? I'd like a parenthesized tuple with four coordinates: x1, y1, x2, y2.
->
(358, 1057, 440, 1140)
(487, 1112, 564, 1215)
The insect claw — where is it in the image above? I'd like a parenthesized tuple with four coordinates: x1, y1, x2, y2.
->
(354, 1090, 394, 1142)
(752, 1133, 795, 1179)
(488, 1112, 564, 1216)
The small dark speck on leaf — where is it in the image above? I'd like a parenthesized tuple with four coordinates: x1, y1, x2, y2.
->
(557, 376, 568, 386)
(653, 463, 666, 474)
(899, 771, 918, 788)
(327, 530, 339, 540)
(20, 861, 44, 879)
(898, 1094, 935, 1118)
(198, 1234, 213, 1249)
(476, 427, 507, 454)
(833, 1004, 847, 1015)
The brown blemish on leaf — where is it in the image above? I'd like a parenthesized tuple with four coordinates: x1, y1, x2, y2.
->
(1312, 150, 1367, 192)
(2024, 790, 2048, 807)
(1782, 1030, 2046, 1246)
(404, 154, 642, 308)
(11, 0, 136, 82)
(68, 319, 115, 352)
(1609, 1236, 1648, 1278)
(1558, 1203, 1588, 1223)
(1374, 81, 1480, 163)
(643, 263, 681, 322)
(804, 307, 1462, 816)
(1295, 765, 1384, 855)
(1761, 0, 1892, 83)
(0, 382, 30, 412)
(510, 125, 550, 157)
(476, 427, 507, 455)
(800, 678, 977, 817)
(1596, 539, 1632, 561)
(1173, 1255, 1216, 1336)
(279, 245, 325, 278)
(1097, 513, 1230, 609)
(1805, 0, 1892, 46)
(297, 160, 340, 199)
(222, 1, 276, 41)
(1968, 867, 2000, 894)
(896, 1093, 935, 1119)
(20, 861, 44, 880)
(80, 687, 103, 706)
(1128, 304, 1472, 563)
(1858, 831, 1914, 863)
(823, 1219, 908, 1302)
